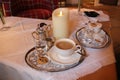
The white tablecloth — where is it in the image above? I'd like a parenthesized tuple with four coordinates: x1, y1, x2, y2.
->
(0, 15, 115, 80)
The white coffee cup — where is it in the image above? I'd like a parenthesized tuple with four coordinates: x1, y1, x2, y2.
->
(52, 38, 76, 57)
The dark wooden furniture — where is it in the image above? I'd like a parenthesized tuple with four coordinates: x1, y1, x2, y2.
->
(100, 0, 118, 5)
(1, 0, 59, 19)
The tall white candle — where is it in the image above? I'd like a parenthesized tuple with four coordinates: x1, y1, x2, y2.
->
(52, 8, 69, 40)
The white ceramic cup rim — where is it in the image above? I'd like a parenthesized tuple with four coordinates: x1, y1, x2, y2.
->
(54, 38, 76, 57)
(55, 38, 75, 50)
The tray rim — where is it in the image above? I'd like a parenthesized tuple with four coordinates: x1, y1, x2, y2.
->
(25, 47, 86, 72)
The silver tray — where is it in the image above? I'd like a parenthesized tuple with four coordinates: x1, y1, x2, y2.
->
(76, 27, 111, 49)
(25, 46, 85, 72)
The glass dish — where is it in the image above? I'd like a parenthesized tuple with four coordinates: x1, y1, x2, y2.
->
(75, 27, 111, 49)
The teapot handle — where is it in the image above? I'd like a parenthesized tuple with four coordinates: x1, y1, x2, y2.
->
(32, 31, 39, 40)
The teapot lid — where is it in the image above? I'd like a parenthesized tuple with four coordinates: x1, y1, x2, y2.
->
(36, 23, 47, 33)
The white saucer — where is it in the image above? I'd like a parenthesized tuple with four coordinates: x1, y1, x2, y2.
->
(47, 47, 82, 64)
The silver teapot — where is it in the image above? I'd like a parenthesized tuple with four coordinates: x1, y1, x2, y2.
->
(32, 23, 54, 55)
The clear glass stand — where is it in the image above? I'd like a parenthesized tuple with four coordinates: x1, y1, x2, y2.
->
(0, 26, 11, 31)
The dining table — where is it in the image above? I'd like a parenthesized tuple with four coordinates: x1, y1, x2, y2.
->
(0, 8, 117, 80)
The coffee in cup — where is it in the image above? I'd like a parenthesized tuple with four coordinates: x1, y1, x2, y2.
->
(53, 38, 76, 57)
(56, 41, 74, 50)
